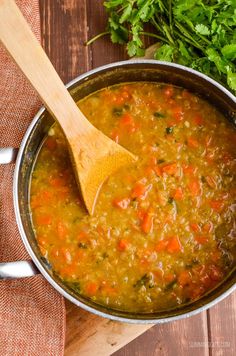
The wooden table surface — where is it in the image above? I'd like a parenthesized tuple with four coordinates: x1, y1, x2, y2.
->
(39, 1, 236, 355)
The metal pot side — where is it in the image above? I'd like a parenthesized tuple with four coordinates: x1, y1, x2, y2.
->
(13, 60, 236, 323)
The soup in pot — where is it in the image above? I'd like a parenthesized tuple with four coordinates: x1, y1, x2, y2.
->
(30, 83, 236, 312)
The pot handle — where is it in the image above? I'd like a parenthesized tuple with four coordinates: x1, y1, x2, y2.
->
(0, 147, 18, 164)
(0, 261, 40, 280)
(0, 148, 40, 280)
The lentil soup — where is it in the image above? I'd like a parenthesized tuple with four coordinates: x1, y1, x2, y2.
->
(30, 83, 236, 312)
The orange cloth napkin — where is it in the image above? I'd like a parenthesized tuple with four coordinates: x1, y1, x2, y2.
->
(0, 1, 65, 354)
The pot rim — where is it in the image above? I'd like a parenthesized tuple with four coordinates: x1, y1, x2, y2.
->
(13, 59, 236, 323)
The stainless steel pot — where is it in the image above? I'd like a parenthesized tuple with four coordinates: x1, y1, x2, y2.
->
(0, 60, 236, 323)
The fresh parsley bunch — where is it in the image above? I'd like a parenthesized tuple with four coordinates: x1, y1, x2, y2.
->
(92, 0, 236, 93)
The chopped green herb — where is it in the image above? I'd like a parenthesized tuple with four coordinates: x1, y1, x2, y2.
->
(154, 112, 165, 118)
(168, 197, 174, 204)
(88, 1, 236, 94)
(78, 242, 88, 249)
(166, 127, 173, 134)
(133, 274, 150, 288)
(157, 159, 165, 164)
(112, 107, 123, 116)
(165, 279, 177, 291)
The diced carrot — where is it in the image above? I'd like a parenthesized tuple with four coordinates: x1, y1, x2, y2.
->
(141, 211, 154, 234)
(60, 265, 77, 278)
(178, 270, 192, 287)
(188, 179, 201, 196)
(45, 137, 57, 151)
(153, 165, 162, 176)
(182, 164, 196, 176)
(119, 113, 135, 128)
(187, 137, 199, 148)
(57, 222, 68, 239)
(166, 236, 183, 253)
(205, 175, 217, 189)
(132, 182, 147, 198)
(209, 199, 224, 212)
(194, 114, 204, 126)
(117, 239, 129, 251)
(190, 223, 201, 232)
(35, 214, 52, 226)
(149, 156, 157, 165)
(173, 187, 183, 200)
(85, 282, 98, 296)
(195, 235, 208, 244)
(155, 239, 168, 252)
(162, 162, 177, 175)
(113, 197, 130, 209)
(77, 231, 89, 240)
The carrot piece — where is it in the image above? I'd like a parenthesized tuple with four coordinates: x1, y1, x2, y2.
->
(153, 165, 162, 176)
(166, 236, 183, 253)
(187, 137, 199, 148)
(162, 162, 177, 175)
(155, 239, 168, 252)
(35, 214, 52, 226)
(182, 164, 196, 176)
(45, 137, 57, 151)
(190, 223, 201, 232)
(209, 199, 224, 212)
(141, 211, 154, 234)
(173, 187, 183, 201)
(113, 197, 130, 210)
(195, 235, 208, 244)
(131, 182, 146, 198)
(178, 270, 192, 287)
(117, 239, 129, 251)
(77, 231, 89, 240)
(119, 113, 133, 126)
(85, 282, 98, 296)
(205, 175, 217, 189)
(188, 179, 201, 196)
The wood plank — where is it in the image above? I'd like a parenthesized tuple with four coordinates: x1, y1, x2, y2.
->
(86, 0, 126, 68)
(39, 0, 89, 83)
(208, 294, 236, 356)
(113, 312, 209, 356)
(65, 301, 153, 356)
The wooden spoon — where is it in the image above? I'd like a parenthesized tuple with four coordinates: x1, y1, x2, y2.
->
(0, 0, 135, 214)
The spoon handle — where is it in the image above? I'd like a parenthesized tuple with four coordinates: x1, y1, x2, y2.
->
(0, 0, 91, 138)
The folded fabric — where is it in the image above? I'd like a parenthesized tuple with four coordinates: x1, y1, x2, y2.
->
(0, 1, 65, 354)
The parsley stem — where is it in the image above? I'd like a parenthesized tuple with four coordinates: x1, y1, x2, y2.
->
(140, 31, 169, 44)
(85, 31, 110, 46)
